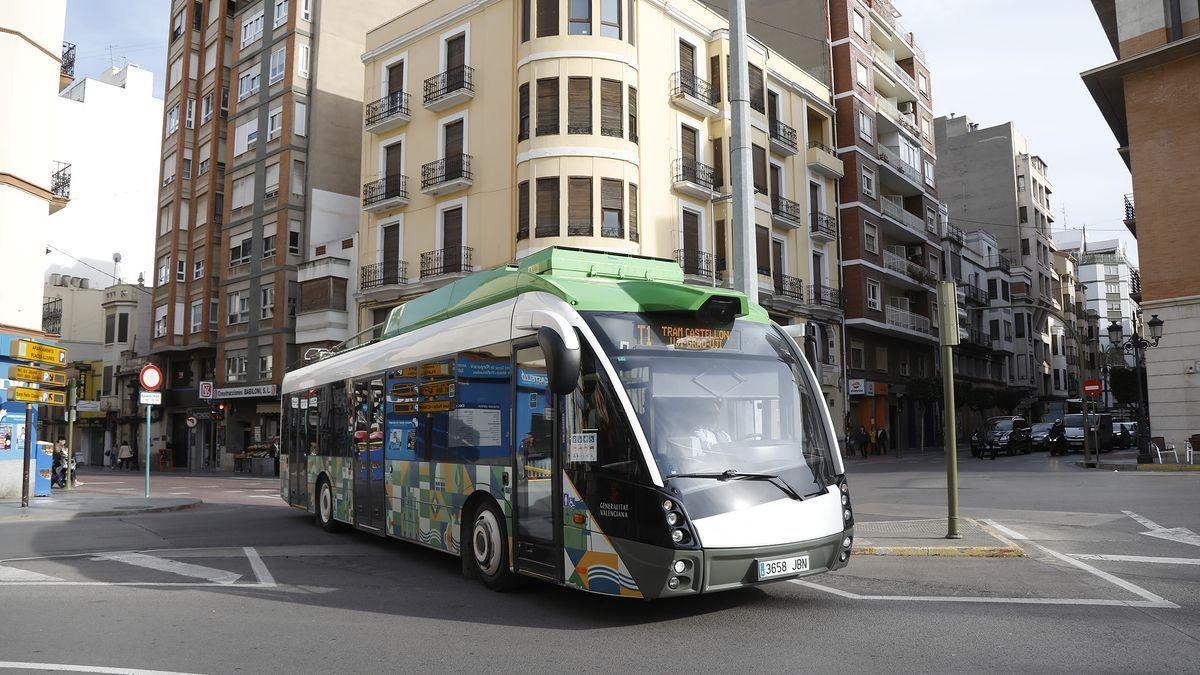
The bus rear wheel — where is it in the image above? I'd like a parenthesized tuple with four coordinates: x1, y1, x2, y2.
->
(469, 501, 516, 591)
(316, 477, 339, 532)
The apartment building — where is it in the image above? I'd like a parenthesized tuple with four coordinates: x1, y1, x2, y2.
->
(822, 0, 940, 448)
(150, 0, 398, 468)
(356, 0, 846, 421)
(1053, 230, 1139, 367)
(99, 283, 153, 465)
(39, 274, 105, 460)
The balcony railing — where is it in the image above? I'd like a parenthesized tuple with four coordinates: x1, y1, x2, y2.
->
(880, 195, 925, 234)
(360, 261, 408, 290)
(420, 246, 473, 278)
(876, 143, 923, 185)
(362, 174, 408, 207)
(810, 284, 844, 309)
(42, 298, 62, 335)
(886, 304, 931, 335)
(946, 222, 965, 246)
(773, 274, 805, 301)
(421, 154, 472, 191)
(669, 71, 717, 106)
(769, 119, 798, 154)
(672, 157, 715, 192)
(423, 66, 474, 106)
(871, 43, 919, 93)
(811, 211, 837, 239)
(961, 284, 988, 305)
(807, 140, 834, 154)
(1123, 193, 1135, 222)
(883, 249, 936, 286)
(365, 91, 410, 127)
(674, 249, 723, 280)
(985, 254, 1012, 272)
(61, 41, 76, 77)
(963, 327, 992, 348)
(876, 97, 921, 138)
(1081, 251, 1128, 266)
(772, 195, 804, 225)
(51, 161, 72, 199)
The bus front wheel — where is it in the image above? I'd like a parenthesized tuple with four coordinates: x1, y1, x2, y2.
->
(469, 501, 516, 591)
(316, 477, 339, 532)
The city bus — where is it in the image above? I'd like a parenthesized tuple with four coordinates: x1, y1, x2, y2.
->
(280, 247, 852, 599)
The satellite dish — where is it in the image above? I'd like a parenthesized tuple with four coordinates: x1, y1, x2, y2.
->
(113, 252, 122, 263)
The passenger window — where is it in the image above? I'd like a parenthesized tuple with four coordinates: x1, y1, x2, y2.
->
(329, 380, 349, 457)
(450, 345, 512, 465)
(563, 345, 644, 479)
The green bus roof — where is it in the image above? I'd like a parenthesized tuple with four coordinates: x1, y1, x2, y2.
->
(380, 247, 769, 340)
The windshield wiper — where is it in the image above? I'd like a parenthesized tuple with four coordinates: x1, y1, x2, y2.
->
(665, 469, 805, 501)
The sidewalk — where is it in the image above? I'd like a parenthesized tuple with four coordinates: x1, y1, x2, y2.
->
(0, 491, 201, 523)
(1073, 448, 1200, 471)
(851, 516, 1025, 557)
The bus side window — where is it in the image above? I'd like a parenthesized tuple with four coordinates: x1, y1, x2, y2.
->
(564, 345, 644, 480)
(330, 380, 350, 457)
(448, 344, 512, 465)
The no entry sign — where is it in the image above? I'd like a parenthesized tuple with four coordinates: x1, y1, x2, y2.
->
(1083, 379, 1102, 395)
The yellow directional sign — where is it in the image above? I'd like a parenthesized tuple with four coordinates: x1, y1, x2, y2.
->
(8, 365, 67, 387)
(10, 339, 68, 367)
(10, 386, 66, 406)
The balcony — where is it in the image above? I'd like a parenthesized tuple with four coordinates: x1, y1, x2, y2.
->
(1129, 269, 1142, 304)
(420, 246, 473, 279)
(420, 154, 473, 195)
(49, 161, 71, 213)
(360, 261, 408, 291)
(945, 223, 965, 246)
(362, 175, 409, 212)
(883, 248, 936, 287)
(985, 254, 1012, 273)
(876, 97, 921, 140)
(364, 91, 411, 133)
(961, 284, 988, 306)
(674, 249, 723, 283)
(669, 71, 719, 118)
(672, 157, 715, 200)
(768, 119, 799, 156)
(885, 304, 933, 336)
(60, 41, 75, 88)
(1122, 193, 1135, 235)
(806, 141, 843, 178)
(876, 143, 923, 188)
(771, 195, 804, 230)
(764, 274, 806, 313)
(871, 43, 919, 96)
(810, 284, 844, 310)
(880, 195, 925, 236)
(423, 66, 474, 112)
(810, 211, 837, 242)
(961, 326, 992, 349)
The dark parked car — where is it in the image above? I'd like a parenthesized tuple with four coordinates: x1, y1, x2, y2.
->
(1032, 421, 1067, 454)
(979, 416, 1032, 457)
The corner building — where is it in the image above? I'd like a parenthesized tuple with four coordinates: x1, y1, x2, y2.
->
(358, 0, 847, 422)
(828, 0, 941, 449)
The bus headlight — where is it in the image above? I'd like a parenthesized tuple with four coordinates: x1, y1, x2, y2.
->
(844, 509, 852, 522)
(841, 493, 849, 506)
(667, 577, 680, 590)
(843, 536, 852, 549)
(666, 512, 679, 526)
(673, 560, 687, 574)
(671, 529, 685, 544)
(662, 499, 674, 511)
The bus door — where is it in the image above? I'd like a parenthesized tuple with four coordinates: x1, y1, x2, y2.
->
(287, 393, 308, 507)
(512, 343, 562, 580)
(352, 376, 386, 532)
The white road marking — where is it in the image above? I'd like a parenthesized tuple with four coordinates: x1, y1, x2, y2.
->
(791, 520, 1178, 609)
(89, 551, 241, 585)
(1122, 510, 1200, 547)
(0, 661, 203, 675)
(195, 485, 219, 488)
(243, 547, 276, 587)
(0, 565, 63, 582)
(1071, 553, 1200, 566)
(980, 519, 1028, 540)
(81, 481, 126, 485)
(223, 490, 245, 493)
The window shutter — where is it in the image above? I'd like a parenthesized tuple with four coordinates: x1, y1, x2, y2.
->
(679, 41, 694, 76)
(749, 64, 764, 113)
(536, 77, 559, 135)
(627, 85, 637, 142)
(521, 0, 531, 41)
(518, 82, 529, 141)
(756, 225, 770, 274)
(536, 177, 559, 237)
(628, 183, 639, 242)
(517, 181, 529, 240)
(601, 178, 623, 238)
(568, 77, 591, 134)
(568, 177, 592, 236)
(537, 0, 558, 37)
(712, 138, 724, 188)
(715, 219, 726, 270)
(600, 79, 622, 137)
(752, 144, 767, 193)
(710, 55, 721, 103)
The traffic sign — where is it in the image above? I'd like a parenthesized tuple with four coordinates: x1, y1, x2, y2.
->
(1083, 379, 1102, 395)
(11, 339, 68, 367)
(7, 365, 68, 387)
(186, 415, 198, 428)
(199, 380, 213, 399)
(139, 364, 163, 391)
(139, 391, 162, 406)
(10, 386, 66, 406)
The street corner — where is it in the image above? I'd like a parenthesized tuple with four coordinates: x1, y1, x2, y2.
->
(0, 493, 202, 523)
(849, 517, 1026, 558)
(0, 545, 276, 588)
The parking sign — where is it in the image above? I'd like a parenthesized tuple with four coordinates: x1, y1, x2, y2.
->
(199, 381, 213, 399)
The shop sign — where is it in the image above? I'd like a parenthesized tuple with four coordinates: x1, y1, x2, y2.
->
(847, 379, 866, 396)
(865, 381, 876, 396)
(874, 383, 888, 396)
(213, 385, 278, 399)
(76, 400, 101, 412)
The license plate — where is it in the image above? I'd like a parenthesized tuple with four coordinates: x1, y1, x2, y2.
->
(757, 554, 810, 580)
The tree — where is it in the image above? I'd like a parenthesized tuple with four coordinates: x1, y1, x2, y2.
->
(1108, 366, 1145, 412)
(994, 389, 1025, 415)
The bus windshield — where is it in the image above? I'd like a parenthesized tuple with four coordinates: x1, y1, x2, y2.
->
(582, 311, 837, 519)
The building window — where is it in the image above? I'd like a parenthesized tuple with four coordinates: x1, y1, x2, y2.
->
(918, 72, 928, 95)
(866, 279, 881, 310)
(568, 176, 592, 236)
(260, 284, 275, 319)
(104, 314, 116, 344)
(517, 180, 530, 240)
(861, 167, 876, 197)
(855, 61, 869, 88)
(926, 207, 936, 232)
(850, 340, 864, 369)
(852, 11, 866, 38)
(600, 79, 622, 137)
(190, 301, 203, 333)
(273, 0, 288, 27)
(289, 221, 301, 254)
(227, 291, 249, 324)
(521, 0, 531, 41)
(269, 45, 286, 84)
(169, 58, 182, 89)
(156, 254, 171, 285)
(117, 312, 129, 343)
(628, 183, 639, 242)
(518, 83, 530, 141)
(185, 99, 195, 129)
(166, 104, 179, 134)
(748, 64, 765, 113)
(292, 159, 305, 196)
(858, 110, 873, 142)
(268, 106, 283, 139)
(176, 258, 186, 281)
(627, 85, 637, 143)
(567, 77, 591, 134)
(231, 174, 254, 210)
(153, 305, 168, 338)
(537, 0, 559, 37)
(601, 178, 623, 238)
(201, 93, 213, 122)
(225, 352, 247, 382)
(238, 68, 260, 101)
(536, 176, 560, 237)
(568, 0, 591, 34)
(600, 0, 621, 38)
(924, 159, 935, 186)
(294, 101, 307, 136)
(300, 0, 312, 21)
(536, 77, 559, 136)
(864, 222, 878, 253)
(752, 144, 767, 194)
(193, 260, 204, 280)
(875, 346, 888, 372)
(259, 353, 274, 379)
(263, 234, 276, 259)
(1019, 205, 1028, 223)
(241, 10, 264, 46)
(297, 44, 310, 78)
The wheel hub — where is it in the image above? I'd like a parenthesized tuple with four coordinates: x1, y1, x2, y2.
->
(473, 511, 501, 576)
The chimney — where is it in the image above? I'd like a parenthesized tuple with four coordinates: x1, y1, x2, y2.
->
(49, 273, 62, 286)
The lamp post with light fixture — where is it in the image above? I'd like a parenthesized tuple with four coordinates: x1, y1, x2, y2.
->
(1108, 314, 1164, 464)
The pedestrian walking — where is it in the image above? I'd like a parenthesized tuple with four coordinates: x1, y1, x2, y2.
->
(877, 427, 889, 456)
(868, 426, 877, 456)
(856, 426, 869, 459)
(117, 439, 133, 470)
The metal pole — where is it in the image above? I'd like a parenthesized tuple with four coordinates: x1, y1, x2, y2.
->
(65, 377, 75, 491)
(941, 344, 960, 538)
(21, 403, 32, 508)
(1081, 383, 1092, 467)
(1134, 340, 1152, 464)
(727, 0, 757, 300)
(145, 404, 151, 497)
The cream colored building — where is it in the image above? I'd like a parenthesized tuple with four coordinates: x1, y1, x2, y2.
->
(356, 0, 846, 418)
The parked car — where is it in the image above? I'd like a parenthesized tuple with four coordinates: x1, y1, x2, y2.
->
(979, 416, 1032, 457)
(1062, 413, 1114, 453)
(1032, 421, 1067, 454)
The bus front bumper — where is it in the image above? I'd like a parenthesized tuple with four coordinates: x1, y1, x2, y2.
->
(699, 530, 850, 594)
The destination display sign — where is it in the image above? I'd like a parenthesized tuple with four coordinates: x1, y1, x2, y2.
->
(392, 400, 454, 414)
(10, 387, 66, 406)
(11, 339, 68, 367)
(8, 365, 67, 387)
(633, 323, 740, 351)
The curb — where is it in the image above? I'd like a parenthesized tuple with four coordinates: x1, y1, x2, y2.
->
(1076, 461, 1200, 472)
(852, 545, 1024, 557)
(0, 499, 202, 524)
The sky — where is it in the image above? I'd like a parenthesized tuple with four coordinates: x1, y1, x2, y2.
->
(900, 0, 1137, 262)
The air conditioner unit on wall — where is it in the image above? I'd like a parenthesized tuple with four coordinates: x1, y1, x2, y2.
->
(898, 101, 915, 114)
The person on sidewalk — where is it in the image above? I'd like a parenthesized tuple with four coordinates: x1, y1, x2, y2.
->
(877, 427, 889, 456)
(856, 427, 870, 459)
(868, 426, 877, 456)
(117, 439, 133, 470)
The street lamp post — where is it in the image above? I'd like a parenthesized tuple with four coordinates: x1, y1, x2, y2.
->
(1108, 315, 1165, 464)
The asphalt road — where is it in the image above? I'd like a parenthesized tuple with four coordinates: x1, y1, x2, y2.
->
(1, 453, 1198, 674)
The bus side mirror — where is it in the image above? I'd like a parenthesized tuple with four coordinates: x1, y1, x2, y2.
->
(537, 326, 580, 396)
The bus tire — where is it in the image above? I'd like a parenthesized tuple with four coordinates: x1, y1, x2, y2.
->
(469, 500, 516, 591)
(316, 476, 339, 533)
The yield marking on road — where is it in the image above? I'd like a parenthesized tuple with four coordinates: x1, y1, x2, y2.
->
(792, 520, 1177, 609)
(0, 565, 62, 582)
(89, 552, 242, 585)
(0, 661, 203, 675)
(1071, 553, 1200, 566)
(1122, 510, 1200, 547)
